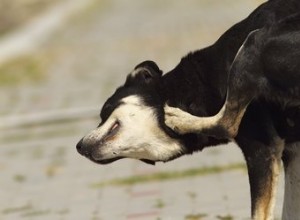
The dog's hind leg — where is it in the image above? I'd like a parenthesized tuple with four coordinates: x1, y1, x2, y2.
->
(282, 143, 300, 220)
(236, 104, 285, 220)
(238, 137, 283, 220)
(165, 30, 262, 139)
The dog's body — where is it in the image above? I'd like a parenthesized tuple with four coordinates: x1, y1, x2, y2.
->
(77, 0, 300, 219)
(165, 13, 300, 140)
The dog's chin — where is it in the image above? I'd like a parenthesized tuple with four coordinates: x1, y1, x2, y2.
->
(91, 156, 125, 165)
(90, 156, 157, 166)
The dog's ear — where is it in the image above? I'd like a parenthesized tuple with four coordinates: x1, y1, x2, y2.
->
(125, 60, 162, 86)
(134, 60, 162, 79)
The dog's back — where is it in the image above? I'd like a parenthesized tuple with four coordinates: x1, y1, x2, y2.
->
(262, 13, 300, 89)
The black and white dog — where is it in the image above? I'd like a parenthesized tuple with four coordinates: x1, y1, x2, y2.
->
(77, 0, 300, 219)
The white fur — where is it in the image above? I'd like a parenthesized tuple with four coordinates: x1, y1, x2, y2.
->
(253, 158, 281, 220)
(269, 158, 281, 220)
(282, 143, 300, 220)
(83, 95, 184, 162)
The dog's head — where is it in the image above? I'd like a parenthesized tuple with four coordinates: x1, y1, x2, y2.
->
(76, 61, 186, 165)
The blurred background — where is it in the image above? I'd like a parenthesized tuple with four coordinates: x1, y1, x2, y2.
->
(0, 0, 283, 219)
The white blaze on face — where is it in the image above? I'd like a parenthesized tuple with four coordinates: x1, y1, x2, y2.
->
(82, 95, 184, 162)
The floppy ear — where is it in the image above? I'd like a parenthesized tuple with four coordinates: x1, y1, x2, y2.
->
(125, 60, 163, 86)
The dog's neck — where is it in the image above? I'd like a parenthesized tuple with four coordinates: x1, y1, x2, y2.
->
(159, 13, 266, 150)
(159, 47, 230, 151)
(161, 47, 231, 116)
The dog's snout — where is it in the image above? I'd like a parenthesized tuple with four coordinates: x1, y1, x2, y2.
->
(76, 138, 84, 154)
(76, 135, 98, 158)
(76, 138, 92, 157)
(77, 128, 106, 160)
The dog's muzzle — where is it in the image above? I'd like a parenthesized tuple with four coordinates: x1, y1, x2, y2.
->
(76, 137, 124, 164)
(76, 138, 88, 156)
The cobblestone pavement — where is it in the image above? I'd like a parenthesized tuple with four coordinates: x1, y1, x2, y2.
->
(0, 0, 284, 219)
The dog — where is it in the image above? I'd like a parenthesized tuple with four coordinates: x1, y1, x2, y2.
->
(76, 0, 300, 219)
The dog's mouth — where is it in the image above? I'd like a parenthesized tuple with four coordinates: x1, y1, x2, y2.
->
(91, 156, 125, 165)
(90, 156, 157, 165)
(90, 156, 156, 165)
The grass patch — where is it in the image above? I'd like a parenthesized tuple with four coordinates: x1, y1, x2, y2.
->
(2, 203, 52, 218)
(13, 174, 27, 183)
(0, 55, 47, 86)
(21, 209, 51, 218)
(185, 213, 207, 220)
(90, 163, 246, 188)
(2, 203, 32, 214)
(154, 199, 165, 209)
(216, 214, 234, 220)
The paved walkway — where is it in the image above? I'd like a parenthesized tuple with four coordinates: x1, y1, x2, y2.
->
(0, 0, 284, 219)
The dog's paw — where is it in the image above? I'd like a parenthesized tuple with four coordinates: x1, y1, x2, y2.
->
(164, 105, 194, 134)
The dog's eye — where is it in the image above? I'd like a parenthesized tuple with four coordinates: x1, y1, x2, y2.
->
(108, 121, 120, 135)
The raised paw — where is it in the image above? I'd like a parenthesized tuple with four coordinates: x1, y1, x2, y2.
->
(164, 105, 195, 134)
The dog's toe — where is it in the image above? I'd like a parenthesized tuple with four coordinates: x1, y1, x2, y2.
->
(164, 105, 196, 134)
(165, 115, 188, 134)
(164, 105, 180, 116)
(164, 105, 190, 117)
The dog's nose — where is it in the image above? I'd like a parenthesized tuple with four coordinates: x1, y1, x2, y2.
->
(76, 138, 84, 154)
(76, 138, 93, 158)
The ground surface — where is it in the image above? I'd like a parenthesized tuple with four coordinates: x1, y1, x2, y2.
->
(0, 0, 62, 36)
(0, 0, 284, 219)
